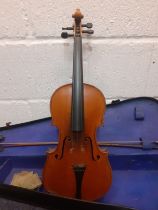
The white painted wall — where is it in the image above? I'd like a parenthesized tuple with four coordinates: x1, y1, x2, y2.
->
(0, 0, 158, 126)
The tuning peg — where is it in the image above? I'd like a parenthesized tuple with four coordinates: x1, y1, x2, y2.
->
(61, 32, 73, 39)
(82, 23, 93, 28)
(82, 30, 94, 34)
(62, 27, 74, 30)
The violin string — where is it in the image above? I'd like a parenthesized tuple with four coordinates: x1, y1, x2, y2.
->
(72, 132, 74, 150)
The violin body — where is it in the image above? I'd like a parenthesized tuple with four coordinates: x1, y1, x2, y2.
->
(43, 9, 112, 201)
(43, 84, 112, 200)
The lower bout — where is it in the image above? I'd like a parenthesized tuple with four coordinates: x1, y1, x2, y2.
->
(81, 160, 112, 200)
(43, 157, 112, 200)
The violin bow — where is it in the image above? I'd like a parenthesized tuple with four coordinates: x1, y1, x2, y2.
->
(0, 140, 158, 149)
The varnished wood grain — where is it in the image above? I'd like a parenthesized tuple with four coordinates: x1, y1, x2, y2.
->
(43, 84, 112, 200)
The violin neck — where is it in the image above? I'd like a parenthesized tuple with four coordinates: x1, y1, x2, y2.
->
(71, 36, 84, 132)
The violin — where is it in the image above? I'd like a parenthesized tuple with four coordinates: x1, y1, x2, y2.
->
(43, 9, 112, 201)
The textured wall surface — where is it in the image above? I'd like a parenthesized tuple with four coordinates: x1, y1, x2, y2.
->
(0, 0, 158, 126)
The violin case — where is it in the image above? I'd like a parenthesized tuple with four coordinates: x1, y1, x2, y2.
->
(0, 97, 157, 210)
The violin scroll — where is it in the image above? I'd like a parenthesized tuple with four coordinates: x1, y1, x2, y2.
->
(61, 9, 94, 38)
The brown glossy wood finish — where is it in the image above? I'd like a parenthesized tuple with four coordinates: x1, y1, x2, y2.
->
(43, 84, 112, 200)
(72, 9, 84, 20)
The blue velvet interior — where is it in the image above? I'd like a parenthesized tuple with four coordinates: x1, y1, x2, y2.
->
(0, 97, 158, 210)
